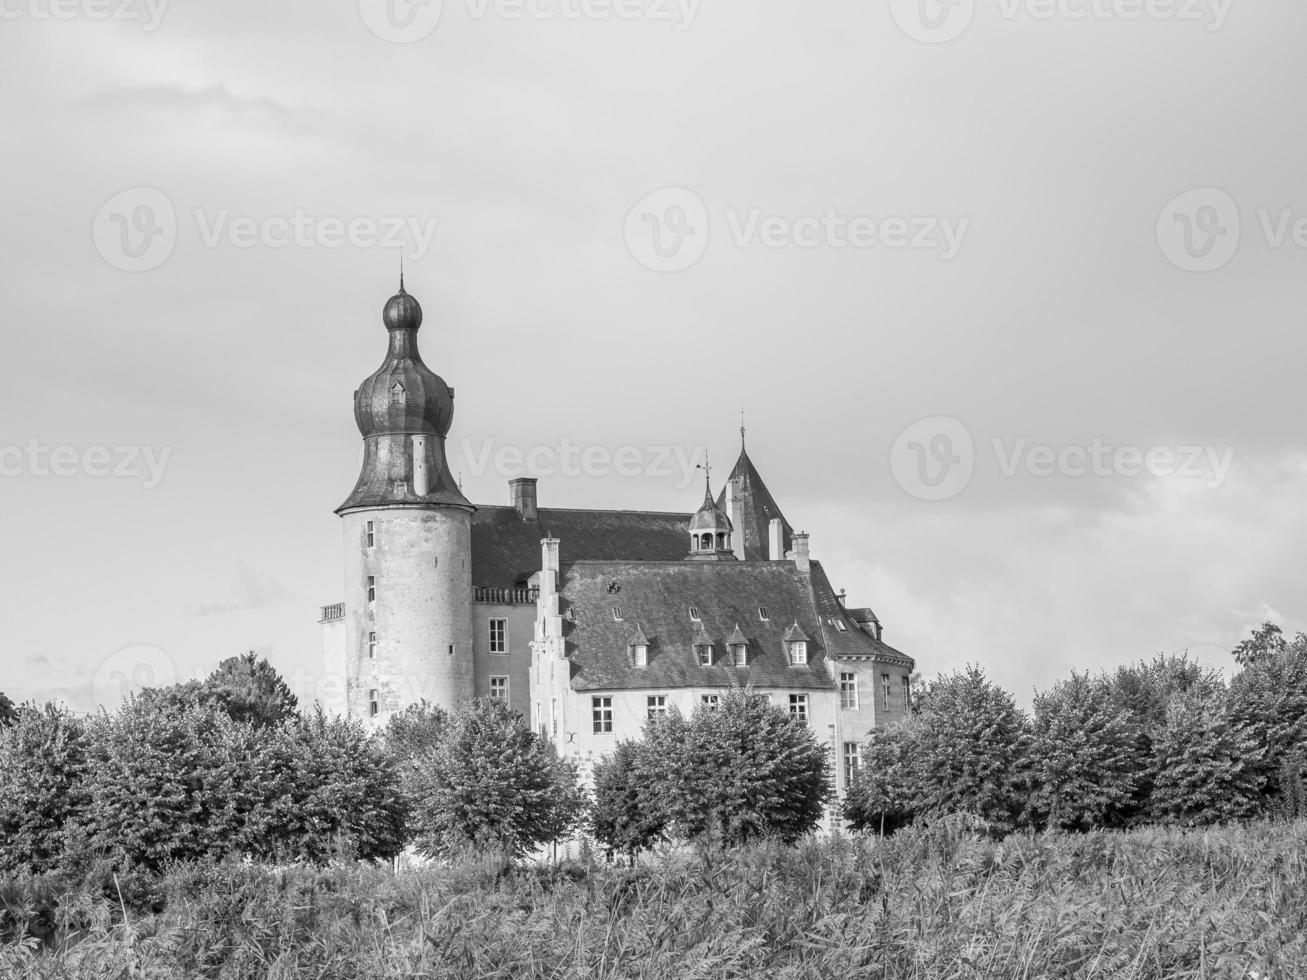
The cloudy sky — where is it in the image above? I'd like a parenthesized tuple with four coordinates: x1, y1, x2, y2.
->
(3, 0, 1304, 712)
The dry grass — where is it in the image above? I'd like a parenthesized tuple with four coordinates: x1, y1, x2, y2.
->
(2, 819, 1303, 979)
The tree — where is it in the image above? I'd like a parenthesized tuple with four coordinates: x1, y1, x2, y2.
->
(619, 690, 832, 847)
(1228, 629, 1307, 811)
(1025, 673, 1142, 831)
(204, 651, 299, 728)
(0, 691, 16, 728)
(1231, 621, 1290, 668)
(0, 703, 89, 874)
(590, 740, 668, 859)
(383, 700, 450, 762)
(900, 666, 1030, 833)
(1146, 689, 1264, 826)
(405, 698, 585, 858)
(843, 724, 918, 836)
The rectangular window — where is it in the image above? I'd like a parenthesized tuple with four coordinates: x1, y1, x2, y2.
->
(368, 631, 377, 660)
(369, 689, 379, 718)
(902, 676, 912, 717)
(730, 644, 748, 667)
(647, 694, 668, 718)
(843, 742, 861, 786)
(697, 646, 713, 667)
(489, 618, 507, 654)
(700, 693, 721, 710)
(689, 606, 701, 621)
(789, 694, 809, 724)
(490, 676, 509, 700)
(631, 644, 648, 667)
(367, 575, 376, 603)
(840, 672, 858, 709)
(758, 605, 769, 621)
(365, 520, 375, 547)
(788, 641, 808, 666)
(881, 673, 891, 711)
(592, 696, 613, 734)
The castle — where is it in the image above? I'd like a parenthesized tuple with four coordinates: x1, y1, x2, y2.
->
(319, 281, 916, 802)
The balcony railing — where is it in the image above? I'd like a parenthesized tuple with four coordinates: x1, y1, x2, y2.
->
(473, 587, 539, 605)
(320, 603, 345, 623)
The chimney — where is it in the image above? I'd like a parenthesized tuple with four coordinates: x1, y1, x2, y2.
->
(540, 537, 560, 594)
(791, 531, 810, 572)
(768, 518, 784, 561)
(727, 479, 746, 561)
(511, 477, 538, 521)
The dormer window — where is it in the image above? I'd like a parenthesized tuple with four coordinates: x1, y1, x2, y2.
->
(389, 382, 406, 404)
(697, 644, 713, 667)
(730, 643, 748, 666)
(783, 623, 810, 666)
(627, 623, 650, 668)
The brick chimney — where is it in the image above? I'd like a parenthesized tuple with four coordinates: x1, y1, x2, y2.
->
(510, 477, 538, 521)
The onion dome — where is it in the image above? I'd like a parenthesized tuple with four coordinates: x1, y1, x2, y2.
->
(688, 461, 736, 559)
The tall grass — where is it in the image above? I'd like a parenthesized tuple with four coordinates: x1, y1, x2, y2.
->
(2, 820, 1303, 979)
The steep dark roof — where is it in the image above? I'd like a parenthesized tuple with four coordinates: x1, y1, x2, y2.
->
(470, 506, 688, 588)
(555, 558, 911, 692)
(716, 449, 794, 561)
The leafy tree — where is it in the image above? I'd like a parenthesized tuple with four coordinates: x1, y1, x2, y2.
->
(633, 690, 832, 846)
(1232, 622, 1290, 668)
(0, 691, 16, 728)
(1146, 689, 1264, 826)
(900, 666, 1030, 833)
(1228, 629, 1307, 809)
(843, 724, 918, 836)
(405, 698, 585, 858)
(204, 651, 299, 728)
(590, 740, 668, 859)
(1025, 673, 1142, 831)
(0, 703, 89, 874)
(383, 700, 450, 762)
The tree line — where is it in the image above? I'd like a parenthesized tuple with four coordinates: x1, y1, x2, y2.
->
(1, 625, 1305, 877)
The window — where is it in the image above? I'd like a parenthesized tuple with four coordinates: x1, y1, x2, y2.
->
(368, 632, 377, 660)
(881, 673, 891, 711)
(612, 606, 623, 621)
(696, 644, 713, 667)
(369, 689, 379, 717)
(789, 694, 809, 724)
(490, 676, 509, 700)
(840, 672, 858, 709)
(730, 643, 748, 667)
(631, 643, 648, 667)
(788, 640, 808, 666)
(701, 693, 721, 710)
(689, 606, 701, 621)
(389, 381, 406, 404)
(843, 742, 862, 786)
(448, 644, 455, 656)
(647, 694, 668, 718)
(489, 618, 507, 654)
(902, 676, 912, 717)
(592, 696, 613, 734)
(758, 605, 769, 621)
(367, 575, 376, 603)
(365, 520, 375, 547)
(833, 618, 848, 632)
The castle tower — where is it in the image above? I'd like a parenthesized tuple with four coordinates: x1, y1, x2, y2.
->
(335, 278, 475, 722)
(687, 459, 737, 561)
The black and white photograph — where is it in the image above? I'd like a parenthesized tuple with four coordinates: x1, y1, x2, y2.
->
(2, 0, 1305, 975)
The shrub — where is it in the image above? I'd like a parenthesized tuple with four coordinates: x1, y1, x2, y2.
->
(0, 703, 90, 875)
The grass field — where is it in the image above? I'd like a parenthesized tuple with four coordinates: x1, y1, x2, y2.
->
(2, 819, 1304, 979)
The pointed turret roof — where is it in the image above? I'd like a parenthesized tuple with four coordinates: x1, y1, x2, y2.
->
(627, 623, 650, 647)
(726, 623, 749, 646)
(716, 439, 794, 561)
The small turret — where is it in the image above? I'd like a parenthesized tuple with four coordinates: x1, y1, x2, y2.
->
(687, 455, 736, 561)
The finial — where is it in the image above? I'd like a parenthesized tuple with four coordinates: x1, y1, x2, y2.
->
(740, 410, 746, 452)
(696, 451, 712, 500)
(399, 253, 406, 294)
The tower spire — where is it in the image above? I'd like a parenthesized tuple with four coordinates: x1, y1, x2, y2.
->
(399, 253, 405, 293)
(740, 410, 746, 453)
